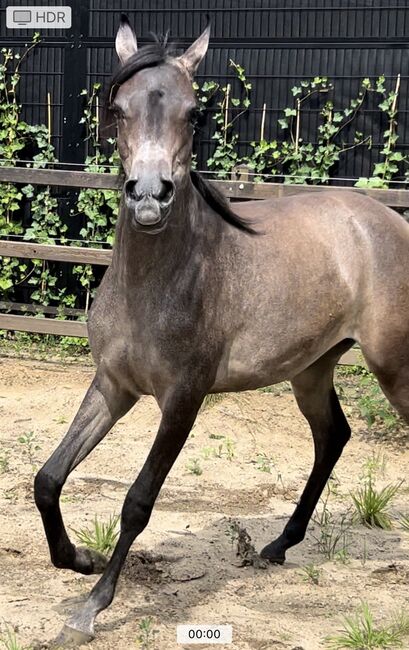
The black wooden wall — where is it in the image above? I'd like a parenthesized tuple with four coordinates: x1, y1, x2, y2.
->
(1, 0, 409, 181)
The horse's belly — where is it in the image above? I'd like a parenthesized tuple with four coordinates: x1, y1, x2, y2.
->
(212, 322, 350, 392)
(212, 348, 305, 392)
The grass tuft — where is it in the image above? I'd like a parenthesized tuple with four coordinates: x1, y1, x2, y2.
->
(350, 454, 401, 530)
(400, 514, 409, 531)
(299, 563, 321, 585)
(201, 393, 225, 411)
(0, 627, 31, 650)
(252, 451, 274, 473)
(186, 458, 203, 475)
(135, 616, 158, 649)
(71, 514, 120, 555)
(325, 602, 409, 649)
(351, 479, 401, 530)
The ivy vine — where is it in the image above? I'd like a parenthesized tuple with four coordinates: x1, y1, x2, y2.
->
(1, 43, 408, 320)
(71, 83, 120, 313)
(206, 60, 252, 179)
(0, 34, 68, 302)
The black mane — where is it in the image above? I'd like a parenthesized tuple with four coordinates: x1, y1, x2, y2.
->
(190, 171, 256, 234)
(107, 37, 257, 235)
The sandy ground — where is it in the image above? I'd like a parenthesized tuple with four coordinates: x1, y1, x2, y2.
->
(0, 356, 408, 650)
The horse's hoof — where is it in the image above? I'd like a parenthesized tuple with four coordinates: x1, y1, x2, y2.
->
(53, 624, 94, 648)
(260, 542, 286, 565)
(76, 546, 108, 574)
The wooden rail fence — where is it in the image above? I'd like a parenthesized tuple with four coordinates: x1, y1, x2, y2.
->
(1, 165, 405, 363)
(0, 165, 409, 205)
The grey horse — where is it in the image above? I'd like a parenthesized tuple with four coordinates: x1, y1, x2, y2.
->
(34, 15, 409, 646)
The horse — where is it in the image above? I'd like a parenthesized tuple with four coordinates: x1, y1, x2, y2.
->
(33, 15, 409, 647)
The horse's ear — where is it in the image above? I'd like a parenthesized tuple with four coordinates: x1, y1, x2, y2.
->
(115, 14, 138, 65)
(178, 23, 210, 76)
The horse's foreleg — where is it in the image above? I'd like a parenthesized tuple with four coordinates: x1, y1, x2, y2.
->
(34, 372, 137, 575)
(261, 341, 352, 563)
(54, 383, 205, 646)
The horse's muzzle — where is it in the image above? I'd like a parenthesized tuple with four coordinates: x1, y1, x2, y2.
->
(126, 195, 170, 233)
(125, 177, 174, 233)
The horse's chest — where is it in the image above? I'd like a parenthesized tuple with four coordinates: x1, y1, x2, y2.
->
(110, 306, 209, 392)
(90, 273, 217, 393)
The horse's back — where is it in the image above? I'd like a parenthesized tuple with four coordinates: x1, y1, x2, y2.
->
(235, 189, 409, 291)
(235, 189, 409, 236)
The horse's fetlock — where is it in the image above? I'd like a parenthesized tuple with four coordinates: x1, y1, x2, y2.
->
(52, 556, 70, 570)
(284, 523, 305, 545)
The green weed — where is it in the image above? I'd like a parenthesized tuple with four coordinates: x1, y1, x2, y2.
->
(351, 456, 401, 529)
(0, 331, 90, 361)
(54, 415, 68, 425)
(361, 452, 386, 478)
(0, 449, 10, 474)
(0, 626, 31, 650)
(400, 514, 409, 531)
(18, 431, 41, 473)
(325, 602, 409, 649)
(186, 458, 203, 476)
(312, 483, 353, 561)
(351, 480, 401, 529)
(224, 437, 235, 461)
(201, 393, 225, 410)
(201, 437, 236, 462)
(300, 563, 321, 585)
(358, 374, 399, 431)
(252, 451, 275, 473)
(135, 616, 159, 649)
(72, 514, 120, 556)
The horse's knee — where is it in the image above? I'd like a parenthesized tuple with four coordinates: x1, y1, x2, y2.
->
(34, 467, 61, 512)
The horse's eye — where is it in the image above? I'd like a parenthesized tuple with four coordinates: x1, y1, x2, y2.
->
(110, 105, 124, 120)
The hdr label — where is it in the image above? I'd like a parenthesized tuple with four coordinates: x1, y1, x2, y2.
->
(6, 6, 71, 28)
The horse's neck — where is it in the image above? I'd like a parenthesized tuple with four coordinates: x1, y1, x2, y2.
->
(112, 183, 208, 284)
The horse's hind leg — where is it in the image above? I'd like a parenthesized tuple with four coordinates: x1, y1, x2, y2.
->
(261, 340, 353, 563)
(34, 369, 137, 575)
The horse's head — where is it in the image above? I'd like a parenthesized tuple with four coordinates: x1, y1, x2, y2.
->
(109, 15, 210, 234)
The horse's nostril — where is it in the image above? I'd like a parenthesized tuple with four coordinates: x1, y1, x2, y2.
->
(126, 177, 174, 204)
(125, 179, 139, 200)
(156, 179, 175, 204)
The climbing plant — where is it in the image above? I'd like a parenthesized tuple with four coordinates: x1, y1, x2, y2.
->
(245, 77, 372, 184)
(356, 75, 404, 189)
(71, 83, 120, 312)
(0, 33, 69, 302)
(206, 60, 252, 179)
